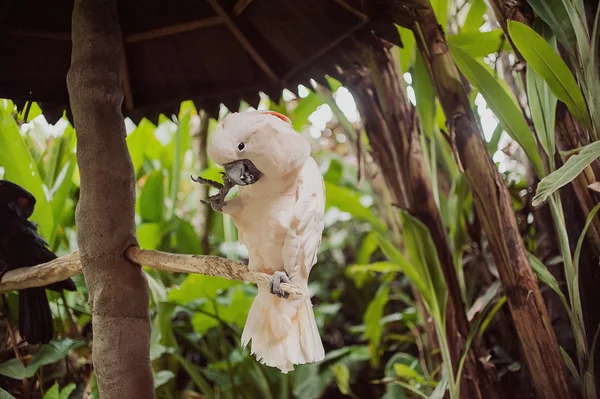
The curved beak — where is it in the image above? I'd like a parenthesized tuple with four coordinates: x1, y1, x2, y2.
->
(223, 160, 263, 186)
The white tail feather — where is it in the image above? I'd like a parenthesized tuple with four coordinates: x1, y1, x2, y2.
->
(241, 286, 325, 373)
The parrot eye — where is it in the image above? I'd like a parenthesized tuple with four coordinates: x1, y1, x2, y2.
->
(237, 143, 245, 151)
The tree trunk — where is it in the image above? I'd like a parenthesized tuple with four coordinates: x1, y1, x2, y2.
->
(339, 36, 501, 399)
(66, 0, 154, 397)
(409, 3, 574, 398)
(192, 110, 211, 254)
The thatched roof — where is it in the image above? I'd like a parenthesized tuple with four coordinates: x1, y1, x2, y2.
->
(0, 0, 416, 123)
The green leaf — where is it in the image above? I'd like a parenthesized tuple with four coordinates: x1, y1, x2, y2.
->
(0, 108, 54, 238)
(508, 21, 591, 130)
(527, 58, 557, 163)
(0, 387, 15, 399)
(398, 27, 416, 72)
(413, 51, 436, 138)
(325, 182, 386, 233)
(376, 235, 429, 303)
(173, 352, 215, 398)
(126, 118, 161, 175)
(463, 0, 486, 32)
(527, 253, 562, 297)
(43, 383, 59, 399)
(49, 155, 77, 245)
(532, 141, 600, 206)
(136, 223, 163, 250)
(560, 346, 583, 393)
(154, 370, 175, 389)
(398, 210, 447, 322)
(291, 93, 322, 131)
(574, 202, 600, 273)
(0, 339, 84, 379)
(364, 282, 390, 363)
(140, 170, 165, 223)
(447, 30, 508, 57)
(450, 43, 546, 177)
(526, 0, 578, 57)
(331, 363, 352, 396)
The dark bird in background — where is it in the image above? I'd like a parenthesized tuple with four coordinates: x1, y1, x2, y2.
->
(0, 179, 76, 344)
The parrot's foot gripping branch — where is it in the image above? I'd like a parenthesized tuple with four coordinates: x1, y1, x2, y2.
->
(270, 271, 291, 299)
(191, 173, 235, 212)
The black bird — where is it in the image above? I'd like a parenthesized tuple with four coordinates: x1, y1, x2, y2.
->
(0, 179, 76, 344)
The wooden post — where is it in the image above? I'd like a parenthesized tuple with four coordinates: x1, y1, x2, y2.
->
(66, 0, 155, 397)
(410, 3, 574, 398)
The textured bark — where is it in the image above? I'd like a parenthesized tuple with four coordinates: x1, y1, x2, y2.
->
(411, 4, 574, 398)
(340, 38, 500, 399)
(66, 0, 154, 397)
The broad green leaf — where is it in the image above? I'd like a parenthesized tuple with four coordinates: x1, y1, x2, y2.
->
(126, 118, 161, 175)
(168, 273, 235, 305)
(137, 223, 163, 250)
(172, 216, 202, 254)
(532, 141, 600, 206)
(0, 108, 54, 238)
(0, 387, 15, 399)
(586, 5, 600, 141)
(526, 23, 558, 164)
(508, 21, 591, 130)
(331, 363, 352, 396)
(398, 210, 447, 322)
(140, 170, 165, 223)
(364, 281, 390, 363)
(431, 0, 448, 31)
(325, 181, 386, 233)
(58, 383, 76, 399)
(43, 383, 59, 399)
(398, 27, 416, 72)
(154, 370, 175, 389)
(450, 44, 546, 177)
(291, 93, 322, 131)
(49, 156, 77, 245)
(376, 234, 430, 302)
(447, 30, 508, 57)
(463, 0, 486, 32)
(526, 0, 578, 57)
(0, 339, 84, 379)
(413, 51, 435, 138)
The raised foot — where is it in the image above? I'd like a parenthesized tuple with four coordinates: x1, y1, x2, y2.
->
(270, 271, 291, 299)
(191, 173, 236, 212)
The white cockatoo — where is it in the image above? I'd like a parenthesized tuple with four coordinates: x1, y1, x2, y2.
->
(192, 110, 326, 373)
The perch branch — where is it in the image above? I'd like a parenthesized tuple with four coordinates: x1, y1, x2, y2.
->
(0, 248, 305, 297)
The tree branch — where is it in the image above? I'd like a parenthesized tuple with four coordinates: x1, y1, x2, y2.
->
(0, 248, 304, 297)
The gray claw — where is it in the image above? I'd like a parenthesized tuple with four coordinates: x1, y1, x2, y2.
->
(191, 175, 223, 190)
(270, 271, 291, 299)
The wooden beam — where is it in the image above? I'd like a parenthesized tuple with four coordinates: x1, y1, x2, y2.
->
(206, 0, 279, 83)
(233, 0, 254, 16)
(7, 16, 225, 44)
(331, 0, 368, 21)
(124, 16, 224, 43)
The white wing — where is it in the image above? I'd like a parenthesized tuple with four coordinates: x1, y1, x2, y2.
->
(282, 157, 325, 286)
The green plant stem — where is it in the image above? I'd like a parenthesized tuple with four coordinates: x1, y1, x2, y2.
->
(548, 194, 595, 397)
(434, 318, 457, 399)
(168, 117, 183, 222)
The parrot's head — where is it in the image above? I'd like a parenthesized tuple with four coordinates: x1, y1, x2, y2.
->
(208, 111, 311, 185)
(0, 180, 36, 219)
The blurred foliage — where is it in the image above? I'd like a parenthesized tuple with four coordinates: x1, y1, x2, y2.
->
(0, 0, 599, 397)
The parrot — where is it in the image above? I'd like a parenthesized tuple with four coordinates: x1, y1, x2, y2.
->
(192, 110, 326, 372)
(0, 179, 77, 344)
